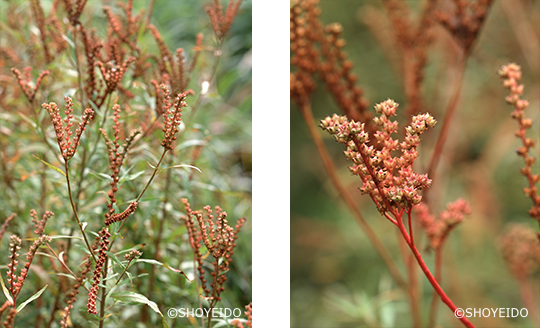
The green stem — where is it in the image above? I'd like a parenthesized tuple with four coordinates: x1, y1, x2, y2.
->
(64, 161, 97, 262)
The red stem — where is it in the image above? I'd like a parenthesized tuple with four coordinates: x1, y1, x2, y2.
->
(396, 219, 475, 328)
(427, 246, 443, 328)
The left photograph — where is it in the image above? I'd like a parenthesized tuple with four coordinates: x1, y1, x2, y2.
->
(0, 1, 252, 327)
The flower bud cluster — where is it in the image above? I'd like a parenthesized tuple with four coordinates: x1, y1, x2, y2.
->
(6, 235, 21, 296)
(30, 209, 54, 236)
(97, 56, 135, 94)
(18, 235, 52, 291)
(414, 199, 471, 249)
(499, 63, 540, 221)
(43, 96, 95, 160)
(500, 224, 540, 279)
(435, 0, 493, 53)
(124, 249, 142, 262)
(320, 99, 436, 213)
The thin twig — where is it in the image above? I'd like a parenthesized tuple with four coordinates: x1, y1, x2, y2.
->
(64, 161, 97, 262)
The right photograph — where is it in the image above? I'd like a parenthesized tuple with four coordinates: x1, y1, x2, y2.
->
(290, 1, 539, 327)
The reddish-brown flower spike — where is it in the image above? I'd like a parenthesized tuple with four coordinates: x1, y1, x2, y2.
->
(0, 214, 16, 242)
(31, 210, 54, 236)
(499, 63, 540, 223)
(11, 67, 49, 103)
(182, 198, 246, 303)
(43, 97, 95, 160)
(88, 228, 111, 315)
(206, 0, 242, 40)
(104, 201, 138, 225)
(160, 85, 188, 150)
(6, 235, 21, 296)
(97, 56, 135, 94)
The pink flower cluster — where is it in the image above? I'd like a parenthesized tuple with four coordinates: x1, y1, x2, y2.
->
(43, 96, 95, 160)
(320, 99, 436, 214)
(414, 199, 471, 249)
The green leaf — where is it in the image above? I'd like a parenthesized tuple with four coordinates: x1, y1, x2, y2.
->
(17, 112, 37, 129)
(137, 259, 192, 281)
(119, 170, 145, 184)
(111, 291, 169, 328)
(32, 155, 66, 177)
(50, 235, 84, 241)
(157, 164, 202, 175)
(177, 139, 206, 150)
(16, 284, 48, 313)
(0, 274, 13, 304)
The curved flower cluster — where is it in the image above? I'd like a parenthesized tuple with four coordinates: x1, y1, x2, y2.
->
(320, 99, 436, 214)
(414, 199, 471, 249)
(104, 201, 138, 226)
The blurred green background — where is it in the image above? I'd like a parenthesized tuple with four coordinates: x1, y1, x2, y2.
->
(291, 1, 539, 327)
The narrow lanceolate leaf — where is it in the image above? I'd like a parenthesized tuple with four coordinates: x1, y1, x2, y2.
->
(0, 274, 13, 304)
(32, 155, 66, 177)
(136, 259, 192, 281)
(157, 164, 202, 174)
(111, 291, 169, 328)
(16, 284, 48, 312)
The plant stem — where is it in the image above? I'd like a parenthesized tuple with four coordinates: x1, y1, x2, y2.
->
(427, 246, 442, 328)
(517, 277, 540, 325)
(98, 258, 109, 328)
(64, 161, 97, 262)
(136, 149, 168, 203)
(406, 209, 421, 328)
(297, 102, 407, 290)
(113, 258, 135, 289)
(396, 215, 475, 328)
